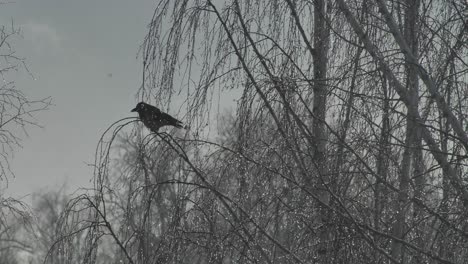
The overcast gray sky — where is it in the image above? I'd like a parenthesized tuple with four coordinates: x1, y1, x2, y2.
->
(1, 0, 156, 201)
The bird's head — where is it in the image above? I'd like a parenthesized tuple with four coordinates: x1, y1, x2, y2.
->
(131, 102, 146, 113)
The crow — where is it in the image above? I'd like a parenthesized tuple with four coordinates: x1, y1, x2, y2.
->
(131, 102, 184, 133)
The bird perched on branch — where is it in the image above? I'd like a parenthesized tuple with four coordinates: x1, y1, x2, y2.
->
(131, 102, 184, 133)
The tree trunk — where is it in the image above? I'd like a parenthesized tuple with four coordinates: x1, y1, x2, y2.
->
(312, 0, 331, 260)
(391, 1, 421, 262)
(375, 76, 390, 238)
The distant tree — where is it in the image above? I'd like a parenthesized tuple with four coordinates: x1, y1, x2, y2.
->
(27, 189, 69, 264)
(24, 189, 101, 264)
(0, 198, 31, 264)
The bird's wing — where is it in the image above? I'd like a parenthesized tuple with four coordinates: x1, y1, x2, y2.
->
(146, 104, 161, 114)
(160, 112, 183, 127)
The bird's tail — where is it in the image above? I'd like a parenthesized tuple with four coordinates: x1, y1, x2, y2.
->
(175, 121, 188, 130)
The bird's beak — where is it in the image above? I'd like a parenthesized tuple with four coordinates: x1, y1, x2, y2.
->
(131, 107, 137, 112)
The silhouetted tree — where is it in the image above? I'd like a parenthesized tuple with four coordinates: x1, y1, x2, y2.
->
(0, 16, 50, 264)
